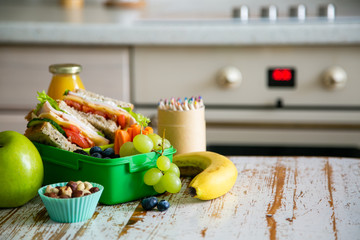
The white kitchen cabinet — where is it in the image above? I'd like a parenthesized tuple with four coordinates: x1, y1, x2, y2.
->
(0, 45, 130, 133)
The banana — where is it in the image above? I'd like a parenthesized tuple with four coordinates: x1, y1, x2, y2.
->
(173, 151, 238, 200)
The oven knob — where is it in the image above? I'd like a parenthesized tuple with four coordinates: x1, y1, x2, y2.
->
(232, 5, 249, 21)
(319, 3, 335, 20)
(322, 66, 347, 90)
(261, 5, 277, 21)
(217, 66, 242, 88)
(289, 4, 306, 21)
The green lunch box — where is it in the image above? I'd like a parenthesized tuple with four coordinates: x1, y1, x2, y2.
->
(33, 142, 176, 205)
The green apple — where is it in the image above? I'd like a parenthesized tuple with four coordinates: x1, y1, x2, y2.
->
(0, 131, 43, 208)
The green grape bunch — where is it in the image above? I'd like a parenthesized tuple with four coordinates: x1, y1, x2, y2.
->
(143, 132, 182, 194)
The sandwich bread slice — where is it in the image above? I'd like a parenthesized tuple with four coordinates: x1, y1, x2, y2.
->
(25, 121, 80, 151)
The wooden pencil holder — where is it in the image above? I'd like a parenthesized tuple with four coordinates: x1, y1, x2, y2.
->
(157, 107, 206, 155)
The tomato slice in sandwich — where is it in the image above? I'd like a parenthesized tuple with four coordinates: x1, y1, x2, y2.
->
(62, 125, 94, 149)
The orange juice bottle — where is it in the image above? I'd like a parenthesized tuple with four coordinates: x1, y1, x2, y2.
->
(47, 63, 85, 100)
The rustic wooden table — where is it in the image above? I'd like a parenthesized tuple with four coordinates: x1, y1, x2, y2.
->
(1, 156, 359, 240)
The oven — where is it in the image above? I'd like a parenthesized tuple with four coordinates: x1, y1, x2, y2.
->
(130, 0, 360, 157)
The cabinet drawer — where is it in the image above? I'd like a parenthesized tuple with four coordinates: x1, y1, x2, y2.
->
(0, 45, 130, 110)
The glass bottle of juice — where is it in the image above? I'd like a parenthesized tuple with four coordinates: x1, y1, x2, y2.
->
(47, 63, 85, 100)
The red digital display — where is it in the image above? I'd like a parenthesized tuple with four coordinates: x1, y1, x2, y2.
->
(272, 69, 292, 81)
(268, 67, 295, 87)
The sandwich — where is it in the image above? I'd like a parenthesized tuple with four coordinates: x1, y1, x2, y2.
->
(62, 89, 138, 141)
(25, 91, 110, 151)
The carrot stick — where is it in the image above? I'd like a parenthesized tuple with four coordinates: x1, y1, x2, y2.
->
(114, 129, 121, 155)
(114, 129, 130, 155)
(119, 130, 130, 147)
(127, 124, 141, 141)
(132, 124, 141, 137)
(127, 127, 133, 141)
(143, 126, 154, 135)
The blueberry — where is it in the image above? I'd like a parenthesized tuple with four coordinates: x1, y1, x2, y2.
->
(102, 148, 115, 158)
(90, 146, 102, 155)
(141, 197, 158, 210)
(157, 200, 170, 212)
(73, 149, 89, 156)
(91, 152, 102, 158)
